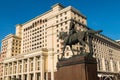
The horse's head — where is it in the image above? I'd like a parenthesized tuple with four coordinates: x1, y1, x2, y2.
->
(86, 29, 103, 34)
(59, 32, 68, 40)
(96, 30, 103, 33)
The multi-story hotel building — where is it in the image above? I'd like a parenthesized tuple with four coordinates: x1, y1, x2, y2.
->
(0, 33, 21, 80)
(1, 34, 21, 58)
(0, 3, 120, 80)
(0, 53, 4, 80)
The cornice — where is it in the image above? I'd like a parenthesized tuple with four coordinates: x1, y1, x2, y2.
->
(3, 48, 48, 63)
(51, 3, 65, 9)
(92, 34, 120, 48)
(22, 9, 52, 26)
(2, 34, 21, 42)
(21, 4, 86, 27)
(70, 6, 86, 19)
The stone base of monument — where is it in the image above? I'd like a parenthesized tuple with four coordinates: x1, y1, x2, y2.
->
(56, 55, 98, 80)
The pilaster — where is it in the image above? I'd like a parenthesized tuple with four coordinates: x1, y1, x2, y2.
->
(16, 60, 19, 76)
(102, 58, 106, 71)
(27, 74, 30, 80)
(27, 58, 30, 80)
(21, 59, 24, 80)
(3, 64, 5, 80)
(49, 50, 54, 80)
(16, 75, 19, 80)
(110, 60, 114, 72)
(33, 57, 36, 80)
(8, 63, 9, 75)
(117, 61, 120, 72)
(40, 56, 44, 80)
(12, 62, 14, 75)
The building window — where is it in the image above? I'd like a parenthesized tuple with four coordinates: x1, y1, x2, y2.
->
(57, 50, 59, 53)
(60, 18, 63, 21)
(74, 17, 76, 19)
(82, 21, 84, 24)
(57, 44, 59, 47)
(56, 15, 58, 18)
(61, 28, 63, 31)
(56, 20, 58, 23)
(56, 29, 59, 32)
(65, 12, 67, 15)
(60, 13, 62, 17)
(65, 26, 68, 29)
(56, 25, 58, 28)
(45, 19, 47, 22)
(65, 17, 67, 19)
(61, 23, 63, 26)
(57, 34, 59, 37)
(57, 39, 59, 42)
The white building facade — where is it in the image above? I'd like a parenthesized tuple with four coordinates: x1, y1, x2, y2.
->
(0, 3, 120, 80)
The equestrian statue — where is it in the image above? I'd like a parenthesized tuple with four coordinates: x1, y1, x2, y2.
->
(59, 21, 102, 59)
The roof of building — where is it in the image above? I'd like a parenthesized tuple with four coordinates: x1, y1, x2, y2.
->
(21, 3, 86, 26)
(2, 34, 21, 42)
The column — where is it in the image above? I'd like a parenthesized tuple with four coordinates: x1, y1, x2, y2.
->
(27, 58, 30, 80)
(46, 73, 48, 80)
(49, 51, 54, 80)
(8, 76, 10, 80)
(21, 59, 24, 80)
(102, 58, 106, 71)
(16, 60, 19, 78)
(27, 74, 30, 80)
(5, 76, 9, 80)
(40, 56, 44, 80)
(8, 63, 9, 75)
(110, 60, 114, 72)
(12, 62, 14, 75)
(117, 61, 120, 72)
(16, 75, 19, 80)
(3, 64, 5, 80)
(11, 76, 14, 80)
(33, 57, 36, 80)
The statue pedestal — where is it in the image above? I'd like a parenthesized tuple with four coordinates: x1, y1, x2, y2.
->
(56, 55, 98, 80)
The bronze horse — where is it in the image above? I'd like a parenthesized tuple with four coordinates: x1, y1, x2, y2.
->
(59, 30, 102, 59)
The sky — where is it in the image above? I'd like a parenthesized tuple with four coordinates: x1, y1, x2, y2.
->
(0, 0, 120, 47)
